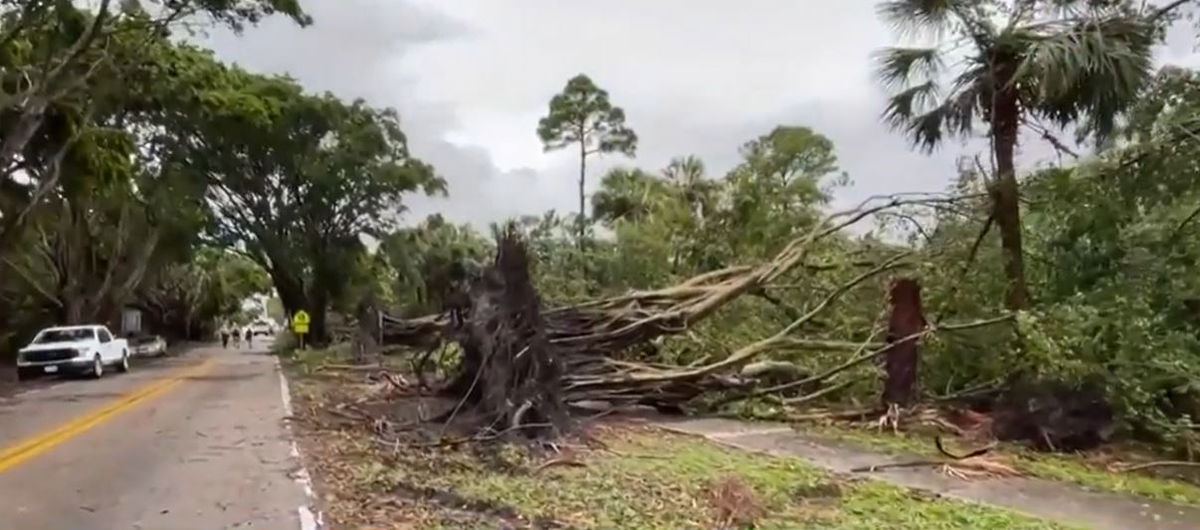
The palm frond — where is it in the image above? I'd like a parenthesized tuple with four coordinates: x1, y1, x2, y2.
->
(883, 81, 940, 129)
(890, 83, 980, 153)
(878, 0, 970, 37)
(1018, 12, 1155, 142)
(874, 47, 943, 88)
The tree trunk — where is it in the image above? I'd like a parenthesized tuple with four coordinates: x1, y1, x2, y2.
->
(0, 100, 47, 175)
(882, 278, 925, 407)
(990, 81, 1030, 310)
(62, 297, 84, 325)
(311, 287, 329, 345)
(577, 139, 587, 250)
(268, 267, 305, 318)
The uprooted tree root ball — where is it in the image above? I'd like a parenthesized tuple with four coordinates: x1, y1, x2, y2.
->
(439, 229, 568, 438)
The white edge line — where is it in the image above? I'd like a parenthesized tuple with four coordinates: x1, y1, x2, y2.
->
(276, 356, 324, 530)
(708, 427, 796, 438)
(277, 357, 294, 415)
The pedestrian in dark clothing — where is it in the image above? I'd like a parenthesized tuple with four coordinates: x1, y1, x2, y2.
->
(244, 328, 253, 349)
(221, 329, 230, 349)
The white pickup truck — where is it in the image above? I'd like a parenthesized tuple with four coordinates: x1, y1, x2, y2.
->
(16, 325, 130, 381)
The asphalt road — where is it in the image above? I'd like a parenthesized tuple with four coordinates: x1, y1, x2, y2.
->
(0, 339, 317, 530)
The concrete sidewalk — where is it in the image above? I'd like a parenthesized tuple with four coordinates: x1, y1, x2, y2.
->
(651, 415, 1200, 530)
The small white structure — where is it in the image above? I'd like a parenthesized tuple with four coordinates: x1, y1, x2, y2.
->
(241, 294, 270, 320)
(121, 307, 142, 336)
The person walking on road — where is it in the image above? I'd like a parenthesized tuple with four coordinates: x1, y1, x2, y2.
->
(244, 327, 253, 350)
(220, 326, 230, 349)
(232, 328, 242, 348)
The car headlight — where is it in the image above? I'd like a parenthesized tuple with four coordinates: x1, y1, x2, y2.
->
(75, 348, 90, 357)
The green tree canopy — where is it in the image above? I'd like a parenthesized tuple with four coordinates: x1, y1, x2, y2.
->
(183, 64, 443, 341)
(536, 74, 637, 243)
(0, 0, 309, 248)
(381, 214, 492, 316)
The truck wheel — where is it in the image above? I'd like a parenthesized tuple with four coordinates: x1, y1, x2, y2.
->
(91, 354, 104, 379)
(117, 351, 130, 373)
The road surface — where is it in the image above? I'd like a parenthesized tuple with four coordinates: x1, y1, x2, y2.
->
(0, 340, 318, 530)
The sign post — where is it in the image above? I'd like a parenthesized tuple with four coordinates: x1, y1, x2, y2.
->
(292, 310, 311, 350)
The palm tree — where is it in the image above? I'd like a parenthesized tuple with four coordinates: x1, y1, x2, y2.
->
(591, 168, 664, 225)
(875, 0, 1168, 309)
(663, 155, 720, 221)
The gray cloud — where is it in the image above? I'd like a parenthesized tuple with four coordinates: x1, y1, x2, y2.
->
(199, 0, 1200, 229)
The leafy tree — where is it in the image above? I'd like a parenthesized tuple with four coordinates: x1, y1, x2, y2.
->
(717, 126, 840, 263)
(187, 68, 443, 342)
(137, 248, 270, 339)
(536, 74, 637, 244)
(0, 27, 215, 326)
(0, 14, 302, 362)
(0, 0, 309, 249)
(497, 210, 603, 302)
(875, 0, 1170, 309)
(381, 214, 492, 315)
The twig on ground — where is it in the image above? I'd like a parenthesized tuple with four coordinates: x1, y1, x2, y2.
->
(533, 457, 586, 474)
(317, 363, 382, 372)
(1109, 460, 1200, 473)
(788, 407, 882, 421)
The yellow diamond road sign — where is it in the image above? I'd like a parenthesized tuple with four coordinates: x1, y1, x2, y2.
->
(292, 310, 310, 333)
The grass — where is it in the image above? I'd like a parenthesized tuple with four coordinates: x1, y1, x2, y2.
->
(289, 342, 350, 369)
(286, 358, 1071, 530)
(808, 423, 1200, 507)
(426, 427, 1069, 529)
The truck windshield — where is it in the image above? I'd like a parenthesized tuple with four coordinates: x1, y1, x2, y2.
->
(33, 328, 95, 343)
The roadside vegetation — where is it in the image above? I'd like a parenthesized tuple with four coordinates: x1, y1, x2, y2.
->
(285, 352, 1069, 530)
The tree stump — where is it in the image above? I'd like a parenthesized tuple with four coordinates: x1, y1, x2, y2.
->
(882, 278, 925, 408)
(353, 295, 381, 363)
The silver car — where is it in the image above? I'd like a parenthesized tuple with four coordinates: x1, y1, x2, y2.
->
(129, 334, 167, 357)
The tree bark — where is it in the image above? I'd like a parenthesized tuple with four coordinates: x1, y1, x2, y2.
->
(0, 99, 47, 174)
(63, 297, 84, 325)
(990, 77, 1030, 310)
(577, 138, 587, 250)
(882, 278, 925, 407)
(267, 266, 305, 318)
(310, 286, 329, 344)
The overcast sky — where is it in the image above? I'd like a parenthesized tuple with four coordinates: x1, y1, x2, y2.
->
(200, 1, 1200, 228)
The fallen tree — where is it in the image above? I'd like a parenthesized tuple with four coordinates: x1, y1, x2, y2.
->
(379, 193, 1006, 437)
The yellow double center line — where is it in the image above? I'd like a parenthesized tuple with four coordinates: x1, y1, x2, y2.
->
(0, 358, 216, 473)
